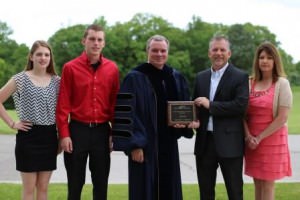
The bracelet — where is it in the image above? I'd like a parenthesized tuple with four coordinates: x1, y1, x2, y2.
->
(10, 121, 15, 129)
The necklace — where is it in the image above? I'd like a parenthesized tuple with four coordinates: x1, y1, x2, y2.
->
(251, 90, 269, 97)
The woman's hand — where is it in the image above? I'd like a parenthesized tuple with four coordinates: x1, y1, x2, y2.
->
(12, 120, 33, 131)
(246, 134, 260, 150)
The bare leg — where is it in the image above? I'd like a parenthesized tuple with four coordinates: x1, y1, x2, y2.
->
(21, 172, 37, 200)
(253, 178, 262, 200)
(36, 171, 53, 200)
(261, 180, 275, 200)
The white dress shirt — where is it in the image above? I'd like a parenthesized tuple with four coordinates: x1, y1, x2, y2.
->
(207, 63, 228, 131)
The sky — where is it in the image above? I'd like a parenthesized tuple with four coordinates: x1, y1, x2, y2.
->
(1, 0, 299, 62)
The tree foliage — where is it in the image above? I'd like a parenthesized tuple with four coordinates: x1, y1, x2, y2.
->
(1, 14, 299, 95)
(48, 24, 87, 74)
(227, 23, 275, 73)
(185, 16, 226, 80)
(0, 21, 29, 108)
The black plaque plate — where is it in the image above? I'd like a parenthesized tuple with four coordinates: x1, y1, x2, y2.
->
(167, 101, 196, 126)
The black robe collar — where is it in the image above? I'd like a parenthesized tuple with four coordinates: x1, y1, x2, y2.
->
(134, 62, 178, 101)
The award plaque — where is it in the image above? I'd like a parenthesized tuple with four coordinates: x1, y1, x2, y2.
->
(167, 101, 196, 126)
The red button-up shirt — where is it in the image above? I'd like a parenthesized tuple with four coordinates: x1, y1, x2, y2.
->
(56, 51, 120, 138)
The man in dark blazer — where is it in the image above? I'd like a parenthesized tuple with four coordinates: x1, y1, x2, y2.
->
(193, 35, 249, 200)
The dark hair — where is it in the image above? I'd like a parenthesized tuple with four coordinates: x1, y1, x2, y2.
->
(252, 41, 286, 82)
(83, 24, 104, 38)
(25, 40, 56, 75)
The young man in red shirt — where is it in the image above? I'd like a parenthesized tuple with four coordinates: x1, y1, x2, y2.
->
(56, 24, 120, 200)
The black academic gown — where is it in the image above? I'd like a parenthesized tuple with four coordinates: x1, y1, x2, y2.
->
(113, 63, 193, 200)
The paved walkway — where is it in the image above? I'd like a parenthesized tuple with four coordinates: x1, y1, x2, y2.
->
(0, 134, 299, 184)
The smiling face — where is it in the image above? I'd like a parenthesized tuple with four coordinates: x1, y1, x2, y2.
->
(30, 46, 51, 70)
(147, 39, 169, 70)
(208, 38, 231, 70)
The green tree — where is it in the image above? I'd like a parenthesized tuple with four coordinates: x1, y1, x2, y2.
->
(0, 21, 28, 74)
(227, 23, 277, 73)
(0, 21, 29, 108)
(226, 23, 297, 82)
(103, 20, 144, 78)
(0, 22, 20, 64)
(0, 21, 13, 42)
(44, 14, 298, 86)
(0, 58, 6, 87)
(48, 24, 87, 74)
(186, 16, 226, 77)
(104, 13, 191, 80)
(93, 16, 109, 29)
(278, 49, 298, 84)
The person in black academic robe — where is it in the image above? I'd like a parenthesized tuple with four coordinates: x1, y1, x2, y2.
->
(112, 35, 199, 200)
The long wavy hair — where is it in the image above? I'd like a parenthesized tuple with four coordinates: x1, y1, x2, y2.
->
(252, 41, 286, 82)
(25, 40, 56, 75)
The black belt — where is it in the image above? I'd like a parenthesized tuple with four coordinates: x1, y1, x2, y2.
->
(207, 131, 213, 134)
(71, 119, 107, 128)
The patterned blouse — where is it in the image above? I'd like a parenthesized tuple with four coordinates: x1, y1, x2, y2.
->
(12, 71, 60, 125)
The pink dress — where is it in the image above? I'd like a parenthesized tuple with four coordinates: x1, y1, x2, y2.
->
(244, 82, 292, 180)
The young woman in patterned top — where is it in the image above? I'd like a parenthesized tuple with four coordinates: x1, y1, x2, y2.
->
(0, 40, 60, 200)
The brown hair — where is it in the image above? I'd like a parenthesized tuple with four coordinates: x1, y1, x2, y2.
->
(25, 40, 56, 75)
(252, 41, 286, 82)
(83, 24, 104, 38)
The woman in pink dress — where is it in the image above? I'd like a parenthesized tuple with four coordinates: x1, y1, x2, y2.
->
(244, 42, 293, 200)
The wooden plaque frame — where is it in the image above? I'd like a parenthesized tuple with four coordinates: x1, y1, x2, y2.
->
(167, 101, 196, 126)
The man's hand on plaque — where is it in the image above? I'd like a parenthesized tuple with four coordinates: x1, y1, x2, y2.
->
(173, 120, 200, 129)
(194, 97, 210, 109)
(173, 124, 187, 128)
(187, 120, 200, 129)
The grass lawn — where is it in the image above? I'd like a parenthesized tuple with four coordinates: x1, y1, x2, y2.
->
(289, 86, 300, 134)
(0, 183, 299, 199)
